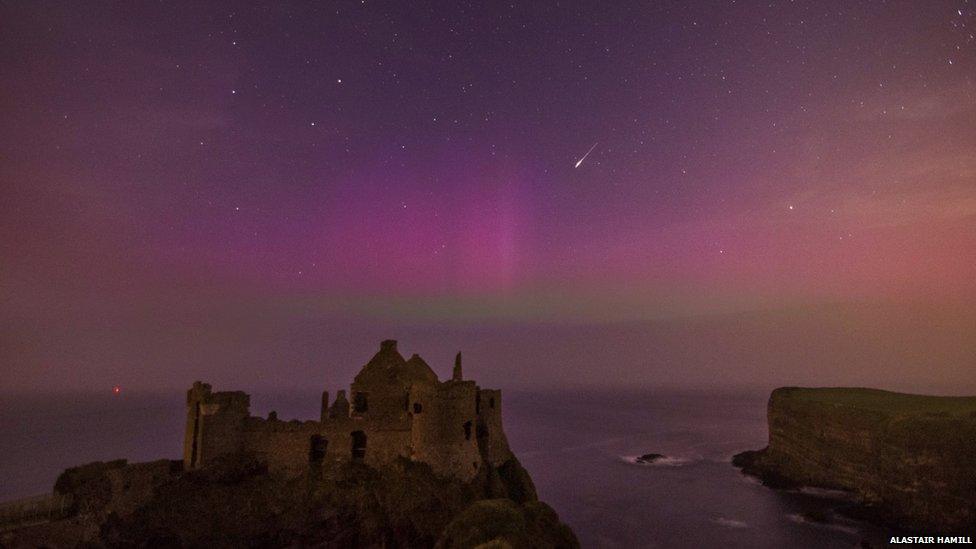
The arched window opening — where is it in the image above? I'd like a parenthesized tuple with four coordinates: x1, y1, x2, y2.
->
(351, 430, 367, 461)
(353, 392, 369, 413)
(463, 421, 472, 440)
(413, 402, 423, 414)
(309, 435, 327, 463)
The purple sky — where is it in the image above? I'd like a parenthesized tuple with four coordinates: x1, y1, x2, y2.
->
(2, 1, 974, 393)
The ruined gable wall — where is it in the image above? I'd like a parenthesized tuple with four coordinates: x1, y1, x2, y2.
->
(349, 379, 411, 420)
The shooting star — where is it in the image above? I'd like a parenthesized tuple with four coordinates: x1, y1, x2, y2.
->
(574, 142, 599, 168)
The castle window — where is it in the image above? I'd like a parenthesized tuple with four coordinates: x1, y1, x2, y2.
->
(413, 402, 423, 414)
(351, 430, 367, 461)
(463, 421, 472, 440)
(308, 435, 327, 464)
(353, 392, 368, 413)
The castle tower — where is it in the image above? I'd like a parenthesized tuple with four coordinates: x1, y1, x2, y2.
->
(183, 381, 250, 470)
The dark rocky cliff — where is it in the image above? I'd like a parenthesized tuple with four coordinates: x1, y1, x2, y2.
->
(734, 387, 976, 532)
(1, 453, 577, 548)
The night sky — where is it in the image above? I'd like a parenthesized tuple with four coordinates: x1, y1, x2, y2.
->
(2, 1, 974, 393)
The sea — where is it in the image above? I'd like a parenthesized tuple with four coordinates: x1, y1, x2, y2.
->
(0, 389, 890, 548)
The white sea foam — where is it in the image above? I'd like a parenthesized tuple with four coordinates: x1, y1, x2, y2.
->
(714, 517, 748, 528)
(738, 474, 762, 485)
(787, 513, 859, 535)
(797, 486, 855, 500)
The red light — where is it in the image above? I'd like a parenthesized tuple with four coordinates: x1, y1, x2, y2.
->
(112, 385, 121, 395)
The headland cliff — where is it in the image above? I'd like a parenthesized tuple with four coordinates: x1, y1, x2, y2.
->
(734, 387, 976, 532)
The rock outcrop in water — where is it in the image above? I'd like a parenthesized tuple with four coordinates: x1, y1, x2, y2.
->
(733, 387, 976, 532)
(1, 341, 578, 548)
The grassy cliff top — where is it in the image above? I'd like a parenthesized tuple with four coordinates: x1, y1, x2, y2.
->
(772, 387, 976, 417)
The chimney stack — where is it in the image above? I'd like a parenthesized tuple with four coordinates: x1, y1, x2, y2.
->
(452, 352, 463, 381)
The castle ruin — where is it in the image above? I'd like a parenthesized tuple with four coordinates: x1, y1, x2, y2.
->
(183, 340, 512, 482)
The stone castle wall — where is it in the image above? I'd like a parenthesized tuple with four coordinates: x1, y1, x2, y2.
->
(182, 342, 513, 484)
(240, 418, 320, 474)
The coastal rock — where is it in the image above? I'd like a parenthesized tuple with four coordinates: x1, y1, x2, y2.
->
(733, 387, 976, 531)
(1, 342, 578, 548)
(635, 453, 665, 464)
(2, 453, 576, 548)
(435, 499, 578, 549)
